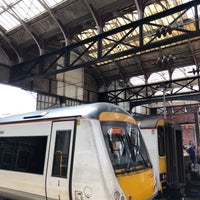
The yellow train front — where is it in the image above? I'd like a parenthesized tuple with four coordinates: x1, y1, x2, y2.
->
(136, 116, 185, 199)
(0, 103, 157, 200)
(100, 112, 157, 200)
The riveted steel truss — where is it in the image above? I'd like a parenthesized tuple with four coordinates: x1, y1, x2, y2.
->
(9, 1, 200, 84)
(99, 75, 200, 111)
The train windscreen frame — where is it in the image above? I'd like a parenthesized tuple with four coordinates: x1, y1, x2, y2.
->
(101, 121, 152, 173)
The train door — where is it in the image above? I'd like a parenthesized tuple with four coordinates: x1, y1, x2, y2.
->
(157, 125, 167, 191)
(165, 123, 185, 189)
(46, 120, 75, 200)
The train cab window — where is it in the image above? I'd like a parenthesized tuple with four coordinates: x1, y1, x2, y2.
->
(101, 121, 151, 172)
(158, 126, 165, 156)
(0, 136, 47, 174)
(52, 130, 71, 178)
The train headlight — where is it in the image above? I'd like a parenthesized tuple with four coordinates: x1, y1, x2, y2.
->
(127, 195, 132, 200)
(121, 195, 126, 200)
(84, 186, 92, 198)
(113, 190, 120, 200)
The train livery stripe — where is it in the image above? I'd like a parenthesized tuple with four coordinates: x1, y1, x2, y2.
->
(99, 112, 137, 124)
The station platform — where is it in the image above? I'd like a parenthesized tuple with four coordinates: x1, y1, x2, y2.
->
(184, 163, 200, 200)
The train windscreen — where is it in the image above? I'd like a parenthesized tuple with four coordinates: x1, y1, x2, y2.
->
(101, 121, 152, 173)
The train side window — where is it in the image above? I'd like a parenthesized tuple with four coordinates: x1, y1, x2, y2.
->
(158, 126, 165, 156)
(0, 136, 47, 174)
(52, 130, 71, 178)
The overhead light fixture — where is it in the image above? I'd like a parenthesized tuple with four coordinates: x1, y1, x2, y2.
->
(156, 55, 176, 66)
(188, 68, 200, 75)
(156, 26, 173, 38)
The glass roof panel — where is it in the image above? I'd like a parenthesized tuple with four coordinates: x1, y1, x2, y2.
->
(12, 1, 45, 21)
(130, 66, 197, 92)
(45, 0, 66, 7)
(172, 65, 196, 79)
(182, 0, 200, 19)
(0, 11, 19, 30)
(130, 66, 196, 87)
(0, 0, 66, 31)
(75, 0, 199, 62)
(148, 70, 169, 83)
(130, 75, 145, 86)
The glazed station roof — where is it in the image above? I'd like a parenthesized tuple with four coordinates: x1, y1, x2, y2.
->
(0, 0, 200, 113)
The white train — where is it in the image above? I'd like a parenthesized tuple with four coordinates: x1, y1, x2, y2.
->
(0, 103, 157, 200)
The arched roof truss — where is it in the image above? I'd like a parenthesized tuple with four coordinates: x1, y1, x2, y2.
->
(0, 0, 200, 111)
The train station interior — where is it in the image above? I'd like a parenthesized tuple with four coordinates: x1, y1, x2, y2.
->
(0, 0, 200, 199)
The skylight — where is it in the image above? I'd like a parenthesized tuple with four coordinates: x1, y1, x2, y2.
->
(130, 75, 145, 86)
(130, 65, 197, 86)
(172, 65, 197, 78)
(148, 70, 169, 83)
(0, 0, 65, 31)
(182, 0, 200, 19)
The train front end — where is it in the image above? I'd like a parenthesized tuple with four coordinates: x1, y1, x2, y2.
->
(100, 111, 157, 200)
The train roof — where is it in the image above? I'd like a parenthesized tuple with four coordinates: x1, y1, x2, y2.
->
(0, 102, 129, 124)
(134, 115, 161, 129)
(134, 115, 181, 129)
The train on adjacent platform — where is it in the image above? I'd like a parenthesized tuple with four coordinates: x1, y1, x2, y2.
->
(0, 103, 157, 200)
(136, 116, 185, 199)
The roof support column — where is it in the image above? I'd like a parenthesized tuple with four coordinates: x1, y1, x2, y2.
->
(134, 0, 150, 46)
(83, 0, 104, 34)
(38, 0, 71, 47)
(0, 29, 23, 63)
(97, 26, 103, 34)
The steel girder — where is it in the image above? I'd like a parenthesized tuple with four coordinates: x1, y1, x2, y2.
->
(9, 0, 200, 84)
(99, 75, 200, 111)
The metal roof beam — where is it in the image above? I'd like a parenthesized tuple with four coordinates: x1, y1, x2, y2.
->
(9, 0, 200, 84)
(0, 27, 23, 63)
(83, 0, 104, 34)
(98, 75, 200, 107)
(38, 0, 71, 46)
